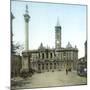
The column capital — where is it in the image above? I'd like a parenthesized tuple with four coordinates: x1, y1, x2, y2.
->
(24, 14, 30, 23)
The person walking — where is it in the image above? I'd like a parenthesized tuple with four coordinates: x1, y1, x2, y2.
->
(66, 69, 68, 75)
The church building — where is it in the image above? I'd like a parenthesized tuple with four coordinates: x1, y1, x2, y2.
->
(21, 5, 78, 73)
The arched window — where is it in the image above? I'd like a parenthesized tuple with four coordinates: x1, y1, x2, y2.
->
(38, 64, 40, 70)
(42, 53, 44, 59)
(50, 53, 52, 58)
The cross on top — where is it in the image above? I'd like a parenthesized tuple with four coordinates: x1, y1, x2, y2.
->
(26, 4, 28, 13)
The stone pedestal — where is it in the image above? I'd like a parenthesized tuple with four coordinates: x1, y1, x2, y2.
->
(21, 51, 30, 73)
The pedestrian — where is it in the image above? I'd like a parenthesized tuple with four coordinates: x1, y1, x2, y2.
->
(66, 69, 68, 75)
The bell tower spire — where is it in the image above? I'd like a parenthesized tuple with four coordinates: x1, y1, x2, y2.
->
(56, 16, 60, 26)
(55, 17, 62, 49)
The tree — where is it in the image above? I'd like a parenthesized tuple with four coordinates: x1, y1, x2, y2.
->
(11, 41, 24, 55)
(11, 12, 24, 55)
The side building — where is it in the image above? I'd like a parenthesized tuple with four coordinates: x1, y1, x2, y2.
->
(77, 40, 87, 76)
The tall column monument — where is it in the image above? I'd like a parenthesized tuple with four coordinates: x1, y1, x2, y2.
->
(21, 5, 30, 73)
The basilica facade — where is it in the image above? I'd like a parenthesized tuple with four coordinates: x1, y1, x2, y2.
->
(22, 28, 78, 73)
(21, 5, 78, 73)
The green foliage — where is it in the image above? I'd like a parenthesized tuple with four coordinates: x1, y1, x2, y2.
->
(20, 70, 29, 79)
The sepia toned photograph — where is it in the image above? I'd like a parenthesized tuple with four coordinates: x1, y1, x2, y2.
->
(11, 0, 87, 89)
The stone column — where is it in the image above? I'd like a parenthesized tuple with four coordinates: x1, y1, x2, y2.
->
(21, 5, 30, 73)
(24, 5, 30, 51)
(40, 53, 42, 59)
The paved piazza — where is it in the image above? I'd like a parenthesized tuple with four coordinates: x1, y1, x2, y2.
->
(12, 71, 87, 89)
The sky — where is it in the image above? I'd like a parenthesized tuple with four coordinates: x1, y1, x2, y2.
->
(11, 1, 87, 58)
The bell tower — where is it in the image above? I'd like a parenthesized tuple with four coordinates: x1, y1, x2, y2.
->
(55, 17, 61, 49)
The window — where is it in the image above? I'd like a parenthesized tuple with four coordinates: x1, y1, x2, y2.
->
(50, 53, 52, 58)
(42, 53, 44, 59)
(38, 64, 40, 70)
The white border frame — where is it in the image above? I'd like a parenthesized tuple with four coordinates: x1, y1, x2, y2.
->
(0, 0, 89, 90)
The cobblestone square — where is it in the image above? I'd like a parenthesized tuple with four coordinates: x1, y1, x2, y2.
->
(12, 71, 87, 89)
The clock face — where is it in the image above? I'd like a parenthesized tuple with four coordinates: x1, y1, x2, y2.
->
(56, 40, 59, 44)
